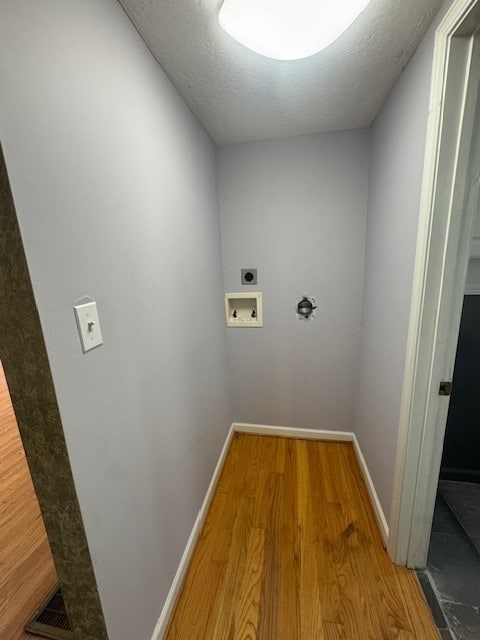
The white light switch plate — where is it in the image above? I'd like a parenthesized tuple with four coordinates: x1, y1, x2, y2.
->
(74, 301, 103, 353)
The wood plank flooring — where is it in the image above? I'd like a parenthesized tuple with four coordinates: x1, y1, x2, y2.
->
(0, 363, 57, 640)
(166, 433, 440, 639)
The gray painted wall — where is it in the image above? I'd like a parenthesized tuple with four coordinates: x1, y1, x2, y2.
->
(353, 4, 452, 521)
(218, 131, 370, 430)
(0, 1, 230, 639)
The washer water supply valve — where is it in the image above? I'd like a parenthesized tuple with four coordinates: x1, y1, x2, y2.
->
(225, 292, 263, 327)
(296, 295, 317, 320)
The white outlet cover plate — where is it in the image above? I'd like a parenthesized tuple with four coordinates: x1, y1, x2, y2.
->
(73, 301, 103, 353)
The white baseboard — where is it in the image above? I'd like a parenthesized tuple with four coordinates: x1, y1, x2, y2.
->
(352, 435, 390, 546)
(233, 422, 354, 441)
(152, 422, 389, 639)
(150, 423, 235, 640)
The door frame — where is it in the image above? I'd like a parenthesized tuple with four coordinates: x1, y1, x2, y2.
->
(388, 0, 480, 568)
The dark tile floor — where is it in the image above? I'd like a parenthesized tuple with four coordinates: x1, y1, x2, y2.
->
(418, 494, 480, 640)
(439, 481, 480, 554)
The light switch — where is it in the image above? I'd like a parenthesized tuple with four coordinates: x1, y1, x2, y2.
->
(74, 301, 103, 353)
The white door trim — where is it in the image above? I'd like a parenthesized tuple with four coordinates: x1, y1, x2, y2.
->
(389, 0, 480, 567)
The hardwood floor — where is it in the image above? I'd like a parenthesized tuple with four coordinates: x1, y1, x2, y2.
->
(166, 433, 440, 639)
(0, 363, 57, 640)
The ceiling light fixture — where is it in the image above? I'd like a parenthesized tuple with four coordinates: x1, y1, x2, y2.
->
(219, 0, 372, 61)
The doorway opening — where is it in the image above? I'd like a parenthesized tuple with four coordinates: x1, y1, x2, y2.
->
(419, 271, 480, 639)
(0, 358, 60, 639)
(389, 0, 480, 637)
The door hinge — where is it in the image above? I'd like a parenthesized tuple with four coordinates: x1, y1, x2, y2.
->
(439, 381, 452, 396)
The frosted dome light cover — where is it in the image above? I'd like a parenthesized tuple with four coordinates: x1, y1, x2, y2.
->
(219, 0, 372, 61)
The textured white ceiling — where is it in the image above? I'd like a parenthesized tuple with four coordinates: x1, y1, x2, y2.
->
(119, 0, 443, 144)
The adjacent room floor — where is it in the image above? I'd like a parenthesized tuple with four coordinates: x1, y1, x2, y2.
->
(167, 433, 439, 639)
(0, 363, 57, 640)
(418, 492, 480, 640)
